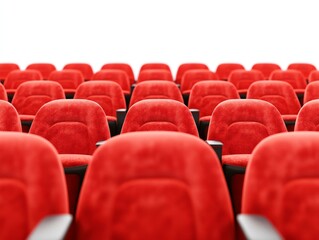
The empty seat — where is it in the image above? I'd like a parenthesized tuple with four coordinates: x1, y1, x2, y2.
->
(207, 99, 287, 214)
(11, 81, 65, 132)
(0, 100, 22, 132)
(188, 81, 240, 139)
(129, 80, 183, 107)
(0, 63, 20, 82)
(121, 99, 199, 137)
(74, 81, 126, 136)
(308, 70, 319, 82)
(0, 132, 69, 240)
(91, 70, 131, 95)
(240, 132, 319, 240)
(0, 84, 8, 101)
(4, 70, 43, 101)
(139, 62, 171, 72)
(287, 63, 316, 80)
(26, 63, 56, 79)
(63, 63, 94, 81)
(137, 69, 174, 82)
(295, 99, 319, 131)
(251, 63, 281, 79)
(48, 70, 84, 98)
(215, 63, 245, 81)
(101, 63, 135, 85)
(247, 80, 301, 131)
(175, 63, 209, 84)
(76, 131, 235, 240)
(304, 81, 319, 103)
(29, 99, 110, 216)
(228, 69, 264, 98)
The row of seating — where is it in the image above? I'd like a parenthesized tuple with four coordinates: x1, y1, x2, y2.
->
(1, 62, 318, 83)
(2, 130, 318, 239)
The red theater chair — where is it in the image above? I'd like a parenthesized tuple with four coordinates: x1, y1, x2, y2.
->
(76, 131, 235, 240)
(74, 81, 126, 136)
(239, 132, 319, 240)
(295, 99, 319, 131)
(11, 81, 65, 132)
(188, 81, 240, 139)
(0, 63, 20, 82)
(0, 132, 71, 240)
(139, 62, 171, 72)
(0, 84, 8, 101)
(26, 63, 56, 79)
(304, 81, 319, 103)
(48, 70, 84, 98)
(101, 63, 135, 85)
(0, 100, 22, 132)
(29, 99, 110, 217)
(228, 69, 264, 98)
(215, 63, 245, 81)
(207, 99, 287, 215)
(247, 80, 301, 131)
(63, 63, 94, 81)
(137, 69, 174, 82)
(251, 63, 281, 79)
(121, 99, 199, 137)
(308, 70, 319, 82)
(129, 80, 183, 107)
(4, 69, 43, 101)
(287, 63, 316, 81)
(175, 63, 209, 84)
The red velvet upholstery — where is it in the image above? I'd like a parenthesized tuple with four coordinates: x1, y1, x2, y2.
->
(12, 81, 65, 132)
(175, 63, 209, 84)
(287, 63, 316, 80)
(189, 81, 240, 119)
(76, 131, 235, 240)
(26, 63, 56, 79)
(139, 62, 171, 72)
(0, 100, 22, 132)
(137, 69, 174, 82)
(0, 63, 20, 81)
(122, 99, 199, 136)
(180, 69, 219, 94)
(215, 63, 245, 81)
(0, 84, 8, 101)
(242, 132, 319, 240)
(74, 81, 126, 117)
(29, 99, 110, 156)
(251, 63, 281, 79)
(304, 81, 319, 103)
(63, 63, 94, 81)
(207, 99, 287, 156)
(48, 70, 84, 94)
(0, 132, 68, 239)
(269, 69, 307, 90)
(129, 80, 183, 107)
(91, 70, 131, 94)
(29, 99, 110, 218)
(101, 63, 135, 84)
(308, 70, 319, 82)
(4, 70, 43, 93)
(228, 69, 264, 96)
(295, 99, 319, 131)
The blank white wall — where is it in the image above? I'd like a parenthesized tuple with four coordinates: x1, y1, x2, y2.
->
(1, 0, 319, 77)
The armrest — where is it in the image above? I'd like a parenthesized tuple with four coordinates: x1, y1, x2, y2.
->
(116, 108, 127, 133)
(96, 140, 106, 147)
(27, 214, 72, 240)
(131, 83, 137, 92)
(237, 214, 283, 240)
(189, 109, 199, 127)
(206, 140, 223, 162)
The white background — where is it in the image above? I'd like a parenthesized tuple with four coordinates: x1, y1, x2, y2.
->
(1, 0, 319, 78)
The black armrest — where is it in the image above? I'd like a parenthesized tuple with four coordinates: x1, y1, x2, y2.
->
(27, 214, 72, 240)
(116, 108, 127, 133)
(96, 140, 106, 147)
(206, 140, 223, 162)
(237, 214, 283, 240)
(189, 109, 199, 127)
(131, 83, 137, 92)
